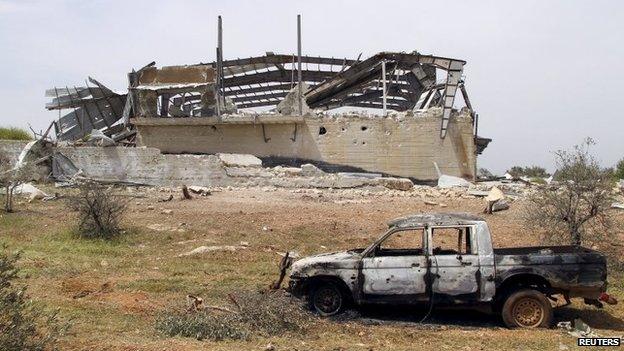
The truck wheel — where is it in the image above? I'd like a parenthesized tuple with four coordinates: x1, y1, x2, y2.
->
(501, 289, 553, 328)
(311, 282, 344, 316)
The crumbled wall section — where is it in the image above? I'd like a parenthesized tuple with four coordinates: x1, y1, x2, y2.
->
(132, 109, 476, 180)
(56, 146, 229, 186)
(0, 140, 30, 166)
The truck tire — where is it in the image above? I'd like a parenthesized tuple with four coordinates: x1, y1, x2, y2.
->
(501, 289, 553, 328)
(310, 281, 344, 316)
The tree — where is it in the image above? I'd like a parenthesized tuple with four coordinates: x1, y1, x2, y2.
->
(524, 138, 613, 246)
(0, 152, 35, 213)
(0, 247, 67, 350)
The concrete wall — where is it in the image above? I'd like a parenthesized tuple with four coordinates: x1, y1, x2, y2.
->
(133, 108, 476, 180)
(0, 140, 30, 166)
(57, 146, 230, 186)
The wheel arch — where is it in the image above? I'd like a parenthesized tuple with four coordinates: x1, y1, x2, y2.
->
(306, 275, 354, 302)
(495, 273, 552, 301)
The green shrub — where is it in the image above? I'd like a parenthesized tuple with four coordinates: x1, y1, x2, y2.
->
(156, 310, 249, 341)
(615, 158, 624, 180)
(0, 127, 33, 141)
(156, 290, 311, 341)
(0, 247, 67, 350)
(507, 165, 549, 178)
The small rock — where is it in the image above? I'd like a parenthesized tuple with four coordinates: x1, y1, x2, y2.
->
(264, 343, 275, 351)
(161, 209, 173, 215)
(146, 205, 154, 210)
(301, 163, 324, 177)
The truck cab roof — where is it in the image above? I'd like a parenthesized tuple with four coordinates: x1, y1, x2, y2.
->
(387, 212, 486, 229)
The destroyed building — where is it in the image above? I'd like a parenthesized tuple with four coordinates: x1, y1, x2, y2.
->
(45, 50, 490, 183)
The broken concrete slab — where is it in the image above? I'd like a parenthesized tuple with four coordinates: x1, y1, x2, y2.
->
(485, 186, 505, 202)
(437, 174, 471, 188)
(217, 153, 262, 167)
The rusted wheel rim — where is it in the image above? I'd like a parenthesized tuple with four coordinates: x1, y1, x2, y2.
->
(314, 286, 341, 314)
(512, 297, 544, 327)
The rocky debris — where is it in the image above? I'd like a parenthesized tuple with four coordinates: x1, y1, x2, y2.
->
(300, 163, 324, 177)
(86, 129, 116, 147)
(7, 183, 50, 202)
(178, 244, 248, 256)
(161, 209, 173, 215)
(483, 186, 510, 213)
(148, 223, 186, 232)
(437, 174, 471, 188)
(557, 319, 601, 338)
(217, 153, 262, 167)
(377, 177, 413, 191)
(612, 203, 624, 210)
(188, 185, 211, 196)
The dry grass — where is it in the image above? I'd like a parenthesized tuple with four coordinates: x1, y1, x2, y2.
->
(0, 185, 622, 350)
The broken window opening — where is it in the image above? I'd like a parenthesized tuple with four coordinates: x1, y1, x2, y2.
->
(431, 227, 473, 255)
(375, 229, 425, 257)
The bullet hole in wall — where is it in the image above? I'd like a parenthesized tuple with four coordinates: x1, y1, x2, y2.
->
(319, 126, 327, 135)
(361, 126, 368, 131)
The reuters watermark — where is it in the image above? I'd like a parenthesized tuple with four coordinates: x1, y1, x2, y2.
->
(577, 337, 621, 347)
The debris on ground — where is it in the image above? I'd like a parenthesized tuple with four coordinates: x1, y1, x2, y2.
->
(5, 182, 49, 201)
(181, 185, 193, 200)
(178, 244, 248, 257)
(188, 185, 211, 196)
(612, 202, 624, 210)
(158, 194, 173, 202)
(557, 318, 600, 338)
(483, 186, 510, 214)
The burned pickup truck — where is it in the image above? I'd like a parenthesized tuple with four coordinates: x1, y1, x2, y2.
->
(287, 213, 617, 328)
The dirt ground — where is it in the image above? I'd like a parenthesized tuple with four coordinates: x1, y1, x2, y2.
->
(1, 185, 623, 350)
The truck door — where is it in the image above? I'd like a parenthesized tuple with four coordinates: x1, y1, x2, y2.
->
(361, 228, 428, 297)
(429, 226, 480, 298)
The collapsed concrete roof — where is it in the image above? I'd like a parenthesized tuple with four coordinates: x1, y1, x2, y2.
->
(44, 50, 478, 142)
(208, 51, 469, 138)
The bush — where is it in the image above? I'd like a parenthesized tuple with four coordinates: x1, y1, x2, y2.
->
(477, 168, 494, 179)
(68, 182, 128, 239)
(156, 311, 249, 341)
(0, 247, 67, 350)
(615, 158, 624, 180)
(507, 165, 549, 178)
(0, 127, 33, 141)
(156, 290, 311, 341)
(524, 138, 613, 246)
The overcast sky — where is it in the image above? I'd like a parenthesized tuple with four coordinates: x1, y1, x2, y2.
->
(1, 0, 622, 174)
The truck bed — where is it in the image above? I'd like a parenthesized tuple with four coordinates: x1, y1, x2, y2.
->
(493, 245, 607, 297)
(493, 245, 596, 256)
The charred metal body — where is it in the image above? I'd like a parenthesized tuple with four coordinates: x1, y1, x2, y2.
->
(288, 213, 615, 327)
